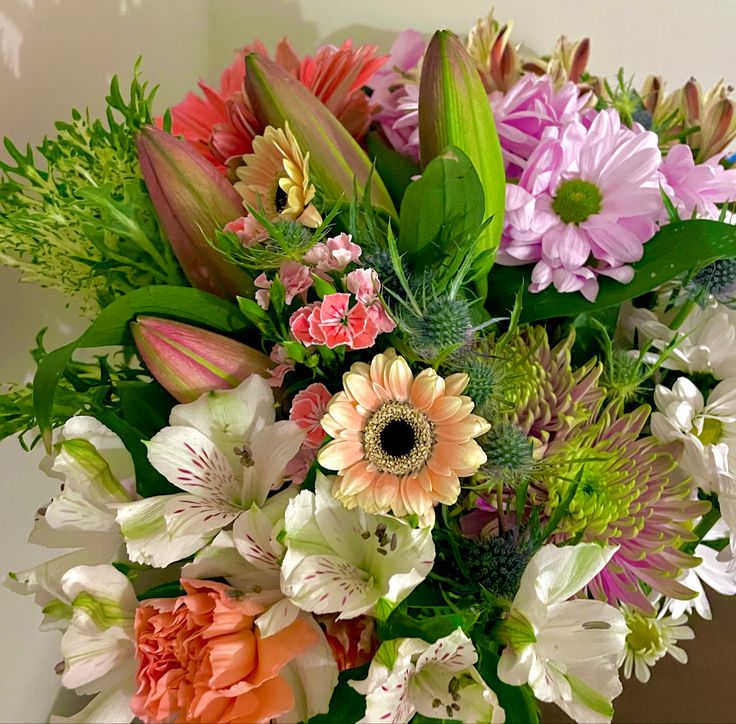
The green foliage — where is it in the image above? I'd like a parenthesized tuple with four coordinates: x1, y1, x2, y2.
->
(486, 219, 736, 321)
(477, 646, 540, 724)
(310, 666, 369, 724)
(398, 146, 486, 285)
(0, 60, 184, 313)
(32, 286, 250, 450)
(365, 131, 420, 208)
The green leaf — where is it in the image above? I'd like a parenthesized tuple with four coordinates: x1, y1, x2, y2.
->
(116, 380, 175, 438)
(310, 665, 369, 724)
(477, 646, 540, 724)
(486, 220, 736, 322)
(137, 580, 186, 600)
(398, 146, 484, 265)
(366, 131, 420, 208)
(312, 272, 338, 299)
(33, 286, 248, 449)
(378, 609, 477, 643)
(94, 407, 176, 497)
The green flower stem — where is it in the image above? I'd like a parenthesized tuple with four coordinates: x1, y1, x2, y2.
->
(669, 298, 696, 330)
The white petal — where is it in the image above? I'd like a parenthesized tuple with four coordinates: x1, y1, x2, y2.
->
(169, 374, 275, 464)
(358, 665, 416, 724)
(247, 420, 305, 506)
(45, 489, 119, 534)
(232, 502, 287, 577)
(275, 618, 339, 723)
(255, 597, 301, 638)
(147, 425, 240, 502)
(49, 682, 135, 724)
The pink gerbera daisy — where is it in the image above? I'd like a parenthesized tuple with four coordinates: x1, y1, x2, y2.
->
(318, 350, 489, 521)
(499, 108, 663, 301)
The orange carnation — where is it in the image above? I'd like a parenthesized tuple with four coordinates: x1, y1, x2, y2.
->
(132, 579, 318, 723)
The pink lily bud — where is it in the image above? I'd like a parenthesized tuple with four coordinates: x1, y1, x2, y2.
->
(136, 126, 253, 299)
(131, 316, 272, 402)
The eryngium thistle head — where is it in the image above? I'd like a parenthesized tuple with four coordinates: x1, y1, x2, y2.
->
(541, 404, 710, 612)
(447, 355, 502, 410)
(462, 532, 533, 601)
(361, 248, 402, 297)
(405, 294, 474, 361)
(481, 423, 534, 481)
(493, 326, 604, 452)
(688, 258, 736, 306)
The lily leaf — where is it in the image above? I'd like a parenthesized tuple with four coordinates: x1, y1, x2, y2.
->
(486, 219, 736, 322)
(366, 131, 420, 208)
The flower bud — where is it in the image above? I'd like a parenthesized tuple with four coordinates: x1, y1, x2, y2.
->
(419, 30, 505, 268)
(131, 316, 272, 402)
(244, 53, 397, 218)
(136, 126, 253, 299)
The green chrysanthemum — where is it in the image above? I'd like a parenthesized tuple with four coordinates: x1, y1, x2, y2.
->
(493, 327, 604, 451)
(539, 404, 709, 611)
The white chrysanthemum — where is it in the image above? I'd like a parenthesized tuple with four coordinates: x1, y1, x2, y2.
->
(620, 300, 736, 380)
(620, 605, 694, 683)
(497, 543, 628, 724)
(652, 376, 736, 481)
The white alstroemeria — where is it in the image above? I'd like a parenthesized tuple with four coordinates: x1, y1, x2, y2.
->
(652, 376, 736, 479)
(620, 301, 736, 379)
(49, 682, 136, 724)
(281, 473, 434, 620)
(351, 628, 504, 724)
(116, 375, 305, 568)
(619, 604, 694, 683)
(664, 520, 736, 619)
(32, 416, 136, 551)
(6, 545, 122, 631)
(183, 492, 302, 636)
(497, 543, 628, 724)
(53, 564, 137, 723)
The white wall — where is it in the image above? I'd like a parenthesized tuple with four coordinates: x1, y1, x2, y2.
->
(1, 1, 735, 721)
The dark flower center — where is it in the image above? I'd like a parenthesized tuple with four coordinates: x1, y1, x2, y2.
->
(274, 183, 289, 213)
(363, 401, 434, 476)
(552, 179, 602, 224)
(380, 419, 416, 457)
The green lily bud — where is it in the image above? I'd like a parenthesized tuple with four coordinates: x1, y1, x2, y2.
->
(136, 126, 253, 299)
(419, 30, 506, 268)
(131, 316, 272, 402)
(244, 53, 397, 218)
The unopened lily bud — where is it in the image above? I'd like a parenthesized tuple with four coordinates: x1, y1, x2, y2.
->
(136, 126, 253, 299)
(131, 316, 272, 402)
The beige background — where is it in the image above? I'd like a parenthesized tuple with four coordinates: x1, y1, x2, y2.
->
(1, 1, 735, 721)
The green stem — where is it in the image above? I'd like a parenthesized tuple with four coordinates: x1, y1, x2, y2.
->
(670, 298, 696, 331)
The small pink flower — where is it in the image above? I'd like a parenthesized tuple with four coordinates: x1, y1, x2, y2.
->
(308, 296, 350, 348)
(659, 143, 736, 219)
(224, 215, 267, 247)
(266, 344, 295, 387)
(279, 261, 313, 305)
(345, 269, 396, 335)
(347, 302, 381, 349)
(289, 303, 321, 345)
(289, 383, 333, 448)
(254, 272, 272, 310)
(283, 446, 317, 484)
(304, 233, 362, 273)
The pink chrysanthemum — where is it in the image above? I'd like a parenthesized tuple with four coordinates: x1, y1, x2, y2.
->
(366, 29, 426, 163)
(498, 109, 663, 301)
(168, 38, 386, 170)
(318, 350, 489, 521)
(490, 73, 591, 177)
(659, 143, 736, 219)
(542, 405, 709, 612)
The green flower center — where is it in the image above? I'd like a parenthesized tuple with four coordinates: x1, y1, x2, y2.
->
(552, 179, 603, 224)
(695, 417, 723, 445)
(625, 610, 662, 654)
(544, 442, 644, 541)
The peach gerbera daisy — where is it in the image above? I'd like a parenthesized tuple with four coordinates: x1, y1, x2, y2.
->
(318, 350, 490, 521)
(235, 123, 322, 228)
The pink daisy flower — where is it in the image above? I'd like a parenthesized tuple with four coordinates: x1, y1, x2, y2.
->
(490, 74, 592, 177)
(659, 143, 736, 219)
(366, 29, 426, 163)
(499, 109, 663, 301)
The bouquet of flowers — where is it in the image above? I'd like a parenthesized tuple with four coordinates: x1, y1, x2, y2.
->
(4, 8, 736, 723)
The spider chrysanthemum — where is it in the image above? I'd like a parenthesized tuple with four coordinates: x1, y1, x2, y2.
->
(318, 350, 490, 521)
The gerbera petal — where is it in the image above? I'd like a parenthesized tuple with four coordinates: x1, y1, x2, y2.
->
(410, 368, 445, 411)
(386, 355, 413, 401)
(343, 370, 381, 411)
(318, 439, 365, 471)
